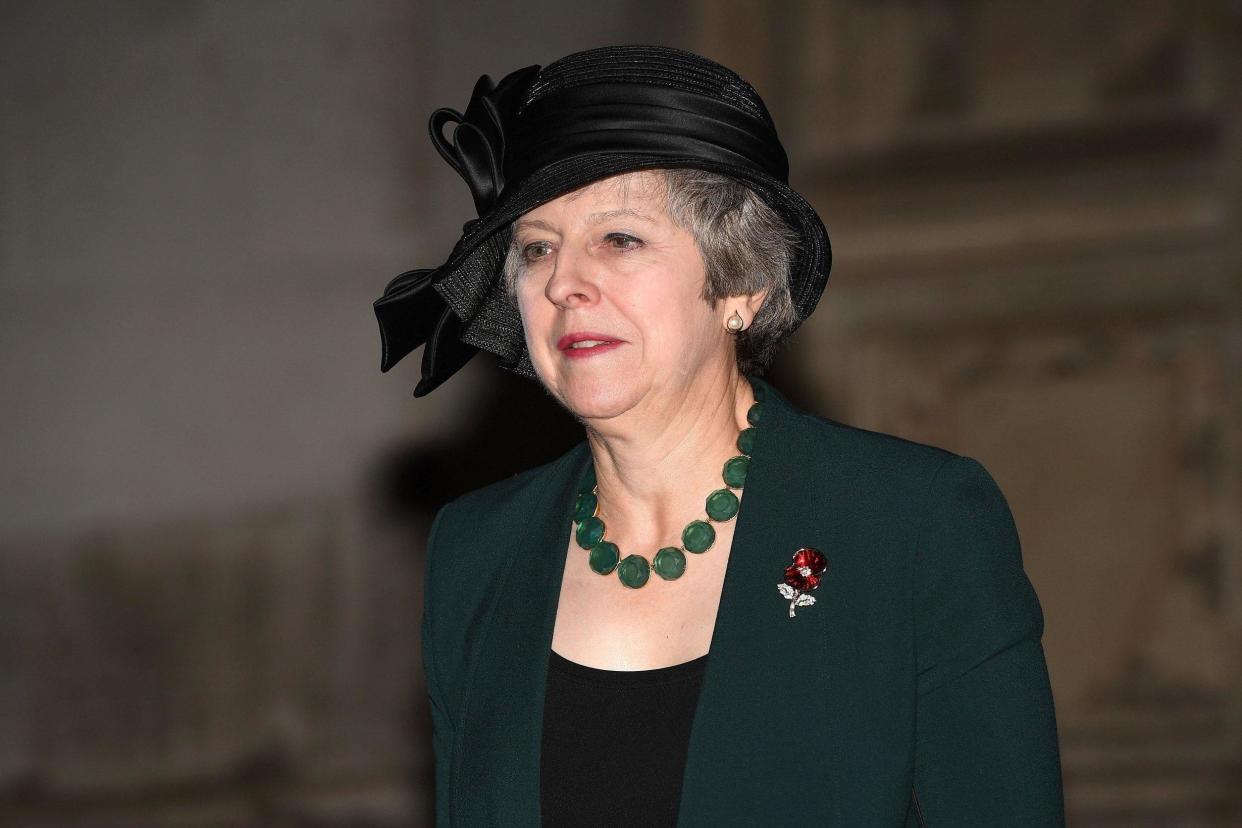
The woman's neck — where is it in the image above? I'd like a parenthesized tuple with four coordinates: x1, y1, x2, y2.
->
(583, 371, 756, 550)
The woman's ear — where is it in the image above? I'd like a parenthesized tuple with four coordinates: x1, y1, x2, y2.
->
(723, 287, 768, 330)
(742, 287, 768, 321)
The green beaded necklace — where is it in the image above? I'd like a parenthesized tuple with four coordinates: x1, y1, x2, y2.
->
(571, 381, 764, 589)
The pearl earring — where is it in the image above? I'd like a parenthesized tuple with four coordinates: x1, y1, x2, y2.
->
(726, 310, 745, 332)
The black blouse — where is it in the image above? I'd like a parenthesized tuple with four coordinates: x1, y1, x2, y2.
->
(539, 648, 709, 827)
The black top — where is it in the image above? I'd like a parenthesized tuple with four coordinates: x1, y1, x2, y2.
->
(540, 648, 709, 827)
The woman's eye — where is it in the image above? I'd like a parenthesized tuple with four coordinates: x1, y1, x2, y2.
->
(522, 241, 552, 261)
(606, 233, 642, 250)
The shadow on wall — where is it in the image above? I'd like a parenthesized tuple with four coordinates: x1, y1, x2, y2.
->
(370, 364, 583, 524)
(370, 356, 820, 521)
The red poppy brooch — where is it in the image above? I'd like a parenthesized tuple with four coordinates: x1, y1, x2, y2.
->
(778, 547, 827, 618)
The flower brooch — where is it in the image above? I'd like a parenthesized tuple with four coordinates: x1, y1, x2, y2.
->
(778, 547, 827, 618)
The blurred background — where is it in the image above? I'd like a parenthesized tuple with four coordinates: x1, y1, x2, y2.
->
(3, 1, 1241, 826)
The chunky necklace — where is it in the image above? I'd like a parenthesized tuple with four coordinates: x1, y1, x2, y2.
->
(571, 381, 763, 589)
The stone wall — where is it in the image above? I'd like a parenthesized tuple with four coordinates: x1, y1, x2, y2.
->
(1, 495, 428, 827)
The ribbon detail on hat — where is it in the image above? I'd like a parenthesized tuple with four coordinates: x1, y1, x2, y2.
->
(428, 64, 540, 216)
(374, 65, 537, 396)
(505, 82, 789, 185)
(374, 267, 480, 397)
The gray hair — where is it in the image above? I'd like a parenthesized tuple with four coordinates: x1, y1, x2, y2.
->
(500, 168, 801, 375)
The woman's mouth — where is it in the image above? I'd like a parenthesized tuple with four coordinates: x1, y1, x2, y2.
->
(557, 332, 624, 359)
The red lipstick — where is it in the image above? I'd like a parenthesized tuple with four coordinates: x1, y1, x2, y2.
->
(557, 331, 624, 359)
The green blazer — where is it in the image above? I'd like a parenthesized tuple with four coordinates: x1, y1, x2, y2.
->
(421, 375, 1065, 826)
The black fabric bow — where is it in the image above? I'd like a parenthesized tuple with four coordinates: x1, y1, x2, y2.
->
(428, 64, 541, 216)
(375, 64, 540, 396)
(374, 267, 479, 396)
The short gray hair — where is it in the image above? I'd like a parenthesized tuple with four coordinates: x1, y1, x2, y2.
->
(500, 168, 800, 375)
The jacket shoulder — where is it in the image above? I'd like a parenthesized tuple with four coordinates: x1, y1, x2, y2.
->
(761, 385, 995, 579)
(781, 382, 1046, 695)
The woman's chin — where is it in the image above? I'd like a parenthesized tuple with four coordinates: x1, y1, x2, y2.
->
(551, 370, 643, 421)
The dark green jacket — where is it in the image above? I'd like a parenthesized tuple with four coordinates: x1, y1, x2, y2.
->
(421, 375, 1065, 826)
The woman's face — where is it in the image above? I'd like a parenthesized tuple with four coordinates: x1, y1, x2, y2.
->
(513, 171, 732, 421)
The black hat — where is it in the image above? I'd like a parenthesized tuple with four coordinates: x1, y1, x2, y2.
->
(373, 45, 831, 397)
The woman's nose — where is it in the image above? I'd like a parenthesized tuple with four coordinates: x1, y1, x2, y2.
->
(543, 242, 600, 309)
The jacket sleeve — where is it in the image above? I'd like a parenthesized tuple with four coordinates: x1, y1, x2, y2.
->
(911, 455, 1065, 826)
(422, 504, 455, 828)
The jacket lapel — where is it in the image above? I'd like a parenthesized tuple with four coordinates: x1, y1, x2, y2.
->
(449, 437, 590, 826)
(677, 376, 848, 824)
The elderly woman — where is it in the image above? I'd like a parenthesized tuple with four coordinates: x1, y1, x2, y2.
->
(374, 46, 1064, 827)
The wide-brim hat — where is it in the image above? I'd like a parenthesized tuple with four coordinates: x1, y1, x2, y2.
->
(374, 44, 831, 397)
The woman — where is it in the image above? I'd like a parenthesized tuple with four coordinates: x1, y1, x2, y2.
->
(374, 46, 1064, 827)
